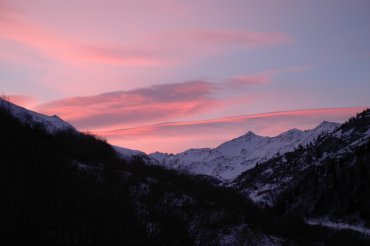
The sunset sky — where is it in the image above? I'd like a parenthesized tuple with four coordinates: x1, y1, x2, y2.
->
(1, 0, 370, 153)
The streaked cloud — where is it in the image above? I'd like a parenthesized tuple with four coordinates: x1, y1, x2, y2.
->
(6, 94, 37, 108)
(227, 74, 271, 87)
(226, 66, 310, 88)
(35, 67, 309, 131)
(36, 80, 221, 130)
(0, 2, 291, 67)
(95, 107, 367, 153)
(0, 3, 167, 66)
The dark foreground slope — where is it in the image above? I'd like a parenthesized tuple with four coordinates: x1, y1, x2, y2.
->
(1, 104, 369, 245)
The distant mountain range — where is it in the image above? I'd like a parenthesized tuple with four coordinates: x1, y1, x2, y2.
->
(149, 121, 340, 180)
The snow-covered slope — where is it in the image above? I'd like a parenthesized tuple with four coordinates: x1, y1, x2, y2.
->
(113, 145, 151, 163)
(149, 121, 340, 180)
(0, 98, 75, 133)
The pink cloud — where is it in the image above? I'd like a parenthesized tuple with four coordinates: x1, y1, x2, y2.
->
(36, 80, 221, 130)
(95, 107, 367, 153)
(170, 29, 292, 48)
(35, 69, 281, 131)
(75, 45, 169, 66)
(225, 66, 310, 88)
(0, 2, 170, 66)
(227, 73, 271, 87)
(6, 94, 37, 107)
(34, 67, 309, 132)
(0, 14, 166, 66)
(0, 1, 292, 67)
(75, 30, 292, 66)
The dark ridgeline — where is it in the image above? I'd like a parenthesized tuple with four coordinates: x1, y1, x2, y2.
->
(1, 101, 370, 245)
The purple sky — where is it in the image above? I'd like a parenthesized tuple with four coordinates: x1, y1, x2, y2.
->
(1, 0, 370, 153)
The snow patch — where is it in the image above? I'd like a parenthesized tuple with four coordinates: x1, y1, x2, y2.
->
(0, 98, 75, 133)
(306, 218, 370, 236)
(114, 146, 146, 159)
(247, 183, 278, 206)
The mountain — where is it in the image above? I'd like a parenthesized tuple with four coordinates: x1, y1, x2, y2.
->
(113, 145, 146, 159)
(0, 97, 145, 159)
(234, 109, 370, 233)
(0, 98, 75, 133)
(113, 145, 152, 163)
(149, 121, 340, 181)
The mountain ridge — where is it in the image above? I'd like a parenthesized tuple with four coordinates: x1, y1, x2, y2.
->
(149, 121, 341, 180)
(0, 98, 75, 133)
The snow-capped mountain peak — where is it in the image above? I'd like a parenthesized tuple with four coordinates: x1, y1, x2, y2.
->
(313, 121, 341, 133)
(243, 131, 257, 137)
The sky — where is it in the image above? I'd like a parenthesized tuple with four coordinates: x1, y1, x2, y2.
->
(1, 0, 370, 153)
